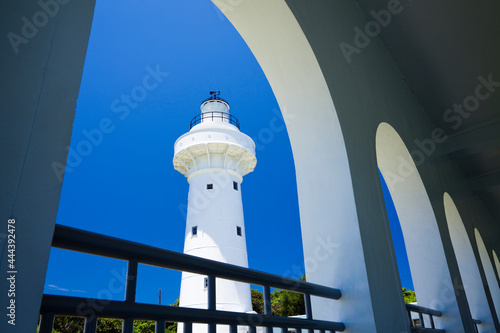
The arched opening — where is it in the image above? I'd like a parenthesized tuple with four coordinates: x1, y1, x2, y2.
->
(43, 0, 304, 311)
(379, 171, 414, 292)
(474, 229, 500, 321)
(376, 122, 462, 330)
(444, 193, 495, 331)
(41, 0, 381, 331)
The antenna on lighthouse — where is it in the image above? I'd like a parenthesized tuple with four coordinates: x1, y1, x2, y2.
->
(208, 91, 221, 100)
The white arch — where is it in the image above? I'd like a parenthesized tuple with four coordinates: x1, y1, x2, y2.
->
(212, 1, 378, 330)
(444, 193, 495, 332)
(493, 251, 500, 284)
(376, 122, 462, 332)
(475, 229, 500, 321)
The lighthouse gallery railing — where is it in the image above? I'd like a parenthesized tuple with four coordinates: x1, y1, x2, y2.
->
(190, 112, 240, 129)
(39, 224, 345, 333)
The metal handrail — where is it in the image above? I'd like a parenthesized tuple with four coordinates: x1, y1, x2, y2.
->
(472, 318, 481, 333)
(405, 303, 443, 333)
(40, 295, 344, 331)
(39, 224, 344, 333)
(190, 111, 240, 129)
(405, 304, 442, 317)
(409, 328, 445, 333)
(50, 225, 341, 299)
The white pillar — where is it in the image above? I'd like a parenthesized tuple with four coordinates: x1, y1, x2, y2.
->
(174, 95, 257, 332)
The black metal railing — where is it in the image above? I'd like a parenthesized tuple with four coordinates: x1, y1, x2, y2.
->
(405, 303, 443, 332)
(190, 112, 240, 129)
(472, 319, 481, 333)
(39, 224, 344, 333)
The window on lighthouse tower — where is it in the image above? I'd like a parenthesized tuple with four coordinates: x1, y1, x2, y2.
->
(233, 181, 238, 191)
(192, 226, 198, 236)
(236, 226, 242, 236)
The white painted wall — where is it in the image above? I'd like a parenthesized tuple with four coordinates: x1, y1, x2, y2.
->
(179, 170, 252, 312)
(444, 193, 495, 332)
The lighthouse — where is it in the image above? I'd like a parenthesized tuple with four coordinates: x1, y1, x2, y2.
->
(173, 92, 257, 331)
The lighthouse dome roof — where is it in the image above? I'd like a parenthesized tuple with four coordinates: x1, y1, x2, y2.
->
(200, 92, 229, 114)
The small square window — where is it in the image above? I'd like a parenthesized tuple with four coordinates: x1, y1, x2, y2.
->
(236, 226, 242, 236)
(207, 184, 213, 190)
(192, 226, 198, 236)
(233, 181, 238, 191)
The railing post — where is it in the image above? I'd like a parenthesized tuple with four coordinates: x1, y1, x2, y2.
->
(407, 310, 413, 327)
(429, 314, 435, 329)
(230, 323, 238, 333)
(122, 318, 134, 333)
(207, 274, 216, 333)
(125, 259, 138, 302)
(207, 274, 216, 310)
(263, 285, 272, 333)
(264, 285, 272, 316)
(304, 293, 313, 333)
(155, 319, 165, 333)
(39, 312, 55, 333)
(418, 312, 425, 328)
(84, 315, 98, 333)
(472, 319, 481, 333)
(304, 293, 312, 320)
(122, 259, 138, 333)
(184, 322, 193, 333)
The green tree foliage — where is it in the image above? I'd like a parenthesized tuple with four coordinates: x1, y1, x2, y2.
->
(251, 275, 306, 317)
(47, 310, 178, 333)
(53, 316, 84, 333)
(402, 288, 417, 303)
(270, 289, 305, 316)
(251, 288, 265, 314)
(133, 320, 156, 333)
(96, 318, 121, 333)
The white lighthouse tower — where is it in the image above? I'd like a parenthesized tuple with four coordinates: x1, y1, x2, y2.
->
(173, 92, 257, 332)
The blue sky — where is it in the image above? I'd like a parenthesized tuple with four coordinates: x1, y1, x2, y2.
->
(44, 0, 413, 306)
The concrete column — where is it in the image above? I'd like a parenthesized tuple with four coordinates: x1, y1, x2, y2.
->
(0, 1, 96, 331)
